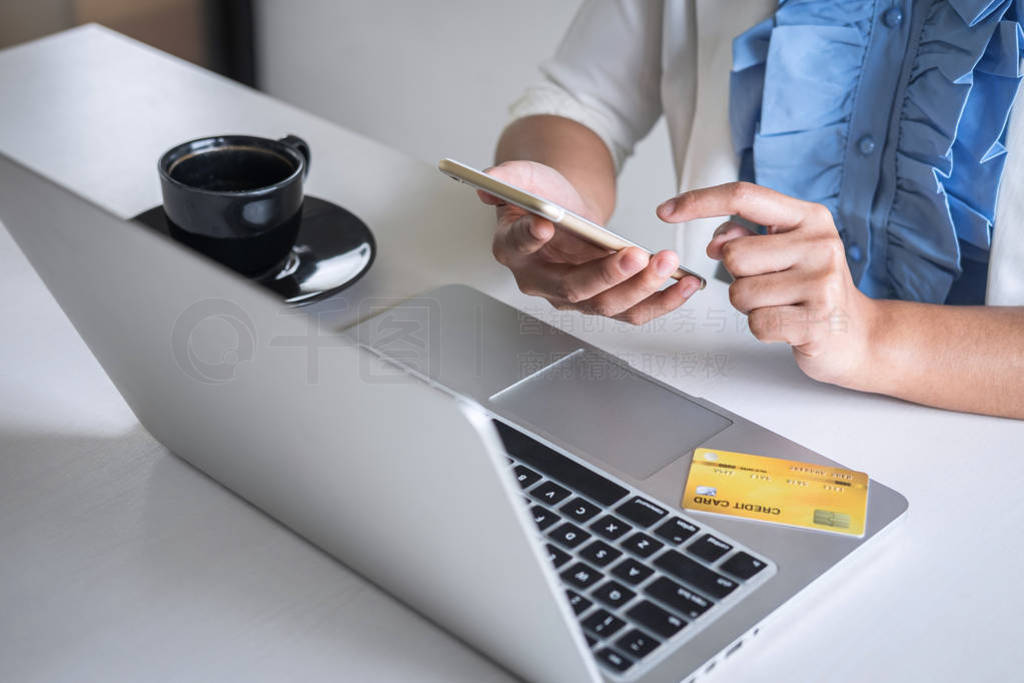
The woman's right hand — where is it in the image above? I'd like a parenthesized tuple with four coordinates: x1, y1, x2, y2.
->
(481, 160, 702, 325)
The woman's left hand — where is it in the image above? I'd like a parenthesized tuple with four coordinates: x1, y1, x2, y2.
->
(657, 182, 880, 387)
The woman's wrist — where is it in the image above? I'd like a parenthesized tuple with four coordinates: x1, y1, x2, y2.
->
(496, 115, 617, 223)
(837, 294, 892, 394)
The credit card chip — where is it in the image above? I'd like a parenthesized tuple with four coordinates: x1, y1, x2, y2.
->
(813, 510, 851, 529)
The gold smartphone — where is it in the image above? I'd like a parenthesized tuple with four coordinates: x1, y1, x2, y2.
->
(437, 158, 706, 288)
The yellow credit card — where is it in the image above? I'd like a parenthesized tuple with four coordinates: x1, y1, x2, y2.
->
(682, 448, 869, 537)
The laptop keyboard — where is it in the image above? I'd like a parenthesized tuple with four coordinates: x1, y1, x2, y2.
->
(494, 421, 774, 677)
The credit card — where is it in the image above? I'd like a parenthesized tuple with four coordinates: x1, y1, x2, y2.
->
(682, 448, 869, 537)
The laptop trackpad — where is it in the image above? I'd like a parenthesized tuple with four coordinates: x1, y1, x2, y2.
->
(490, 349, 732, 479)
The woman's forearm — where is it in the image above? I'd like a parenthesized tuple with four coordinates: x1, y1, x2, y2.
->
(496, 115, 617, 223)
(855, 301, 1024, 418)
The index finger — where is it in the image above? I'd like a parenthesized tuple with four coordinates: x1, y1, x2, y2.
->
(476, 188, 505, 206)
(657, 182, 813, 230)
(494, 214, 554, 260)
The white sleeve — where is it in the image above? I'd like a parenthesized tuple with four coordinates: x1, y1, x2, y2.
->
(989, 105, 1024, 305)
(509, 0, 666, 173)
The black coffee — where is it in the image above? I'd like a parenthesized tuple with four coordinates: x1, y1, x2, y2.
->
(168, 146, 297, 192)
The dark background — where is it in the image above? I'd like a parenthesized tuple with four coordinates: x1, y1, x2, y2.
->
(0, 0, 257, 86)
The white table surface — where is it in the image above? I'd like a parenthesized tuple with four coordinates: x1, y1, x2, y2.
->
(1, 25, 1022, 683)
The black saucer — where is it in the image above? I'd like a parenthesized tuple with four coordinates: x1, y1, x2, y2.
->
(133, 196, 376, 306)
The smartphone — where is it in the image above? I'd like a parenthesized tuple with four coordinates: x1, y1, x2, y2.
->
(437, 158, 706, 289)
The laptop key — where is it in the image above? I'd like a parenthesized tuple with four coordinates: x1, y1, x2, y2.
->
(530, 481, 572, 506)
(590, 514, 633, 541)
(720, 551, 768, 580)
(559, 497, 601, 523)
(530, 505, 560, 531)
(585, 633, 598, 648)
(582, 608, 626, 638)
(592, 580, 636, 609)
(687, 533, 733, 562)
(579, 540, 622, 567)
(561, 561, 604, 590)
(566, 589, 593, 616)
(626, 600, 687, 638)
(493, 422, 630, 505)
(513, 464, 542, 489)
(546, 544, 572, 568)
(594, 648, 633, 673)
(549, 522, 591, 549)
(653, 517, 699, 545)
(644, 577, 713, 620)
(621, 532, 664, 559)
(611, 558, 654, 586)
(615, 496, 669, 527)
(615, 628, 661, 659)
(655, 550, 738, 599)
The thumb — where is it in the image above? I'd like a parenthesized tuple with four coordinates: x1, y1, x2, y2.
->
(706, 220, 757, 260)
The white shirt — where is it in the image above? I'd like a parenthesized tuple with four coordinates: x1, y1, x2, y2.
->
(509, 0, 1024, 305)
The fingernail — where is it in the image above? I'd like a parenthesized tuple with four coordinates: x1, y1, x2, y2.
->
(657, 199, 676, 216)
(621, 250, 647, 274)
(655, 256, 676, 277)
(680, 279, 700, 298)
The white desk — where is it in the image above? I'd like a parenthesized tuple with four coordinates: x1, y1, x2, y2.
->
(1, 25, 1022, 683)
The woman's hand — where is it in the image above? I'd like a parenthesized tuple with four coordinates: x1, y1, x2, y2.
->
(482, 160, 703, 325)
(657, 182, 881, 386)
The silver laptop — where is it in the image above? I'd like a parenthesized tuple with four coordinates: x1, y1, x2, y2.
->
(0, 153, 908, 683)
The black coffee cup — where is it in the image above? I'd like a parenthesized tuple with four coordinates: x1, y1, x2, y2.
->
(158, 134, 311, 275)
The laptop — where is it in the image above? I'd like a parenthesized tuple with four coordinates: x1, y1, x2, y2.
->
(0, 152, 908, 683)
